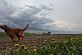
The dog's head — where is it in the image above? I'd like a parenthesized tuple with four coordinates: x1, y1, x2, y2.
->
(0, 25, 6, 29)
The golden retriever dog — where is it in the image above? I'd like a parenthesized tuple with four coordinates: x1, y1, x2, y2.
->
(0, 24, 29, 43)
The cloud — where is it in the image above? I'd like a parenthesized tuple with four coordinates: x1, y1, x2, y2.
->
(55, 0, 82, 30)
(0, 0, 18, 28)
(11, 5, 54, 31)
(0, 0, 16, 17)
(0, 0, 56, 32)
(1, 0, 78, 34)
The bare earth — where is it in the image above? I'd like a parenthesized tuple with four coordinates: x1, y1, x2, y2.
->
(0, 34, 82, 52)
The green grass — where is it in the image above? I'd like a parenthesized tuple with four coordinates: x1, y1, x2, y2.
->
(0, 32, 32, 38)
(0, 32, 7, 37)
(0, 32, 82, 55)
(3, 37, 82, 55)
(24, 33, 32, 36)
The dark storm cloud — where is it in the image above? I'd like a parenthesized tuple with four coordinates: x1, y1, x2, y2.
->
(0, 0, 18, 28)
(0, 0, 16, 17)
(11, 5, 54, 31)
(0, 0, 56, 31)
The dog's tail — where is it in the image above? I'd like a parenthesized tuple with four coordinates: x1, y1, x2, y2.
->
(22, 24, 29, 31)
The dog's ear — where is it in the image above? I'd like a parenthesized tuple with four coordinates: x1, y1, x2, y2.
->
(0, 25, 4, 28)
(1, 25, 10, 30)
(0, 25, 5, 29)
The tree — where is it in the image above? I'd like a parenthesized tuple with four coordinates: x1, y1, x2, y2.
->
(47, 31, 51, 35)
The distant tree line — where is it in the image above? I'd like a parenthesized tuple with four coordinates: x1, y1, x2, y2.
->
(42, 31, 51, 35)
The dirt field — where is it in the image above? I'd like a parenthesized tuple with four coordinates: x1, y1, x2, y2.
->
(0, 34, 82, 52)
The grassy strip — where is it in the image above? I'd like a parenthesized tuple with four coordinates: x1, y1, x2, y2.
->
(0, 32, 32, 38)
(0, 32, 7, 37)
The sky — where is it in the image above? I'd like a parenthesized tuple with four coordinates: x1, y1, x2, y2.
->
(0, 0, 82, 34)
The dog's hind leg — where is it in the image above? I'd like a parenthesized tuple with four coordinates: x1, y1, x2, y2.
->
(18, 31, 24, 41)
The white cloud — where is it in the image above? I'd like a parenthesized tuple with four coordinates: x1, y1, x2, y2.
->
(0, 0, 57, 32)
(0, 0, 82, 34)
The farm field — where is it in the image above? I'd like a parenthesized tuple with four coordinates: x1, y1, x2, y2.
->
(0, 0, 82, 55)
(0, 32, 82, 55)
